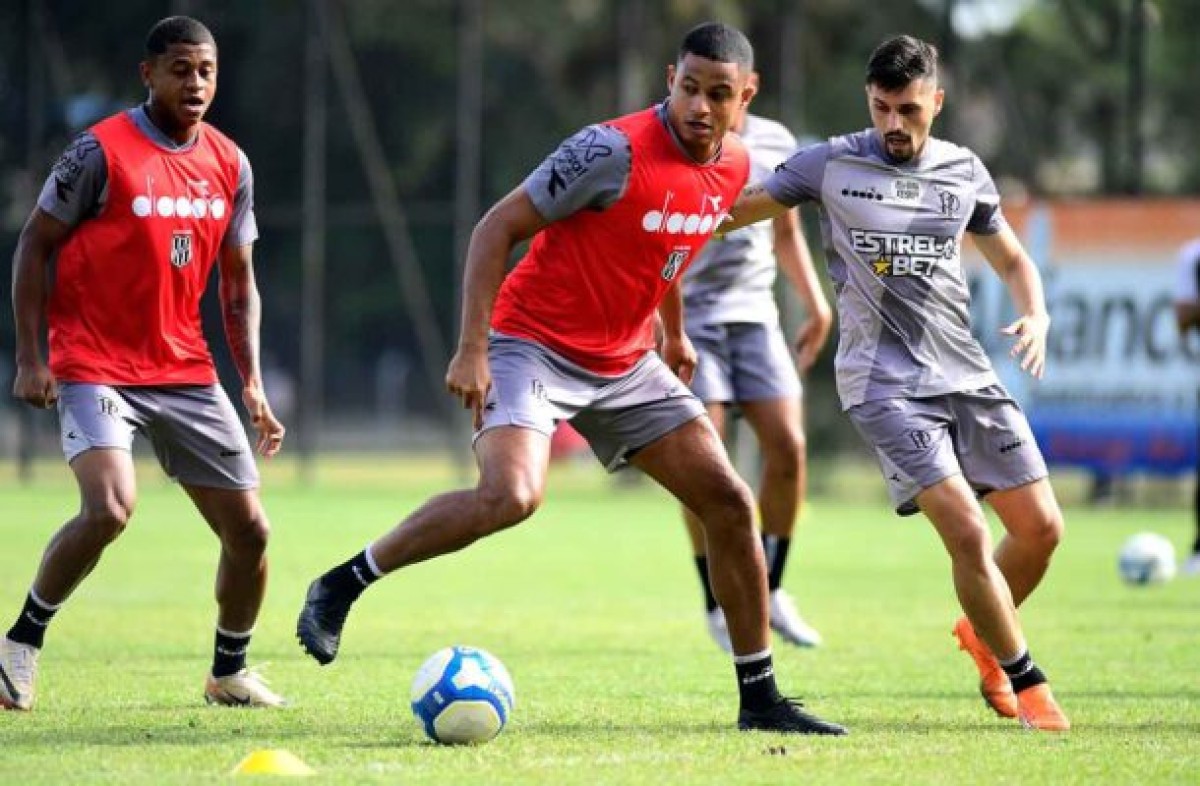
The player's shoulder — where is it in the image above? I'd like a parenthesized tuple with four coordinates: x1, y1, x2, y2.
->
(923, 136, 982, 169)
(824, 128, 874, 161)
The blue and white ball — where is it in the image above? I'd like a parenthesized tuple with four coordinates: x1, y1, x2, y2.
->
(1118, 532, 1176, 586)
(410, 646, 516, 744)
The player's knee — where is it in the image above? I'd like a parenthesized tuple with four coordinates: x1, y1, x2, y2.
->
(224, 513, 271, 557)
(81, 497, 134, 542)
(1029, 510, 1064, 554)
(696, 478, 755, 534)
(476, 482, 542, 531)
(942, 520, 992, 564)
(761, 430, 804, 480)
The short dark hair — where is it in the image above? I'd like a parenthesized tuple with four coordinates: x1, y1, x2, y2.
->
(866, 35, 938, 90)
(145, 16, 216, 58)
(678, 22, 754, 70)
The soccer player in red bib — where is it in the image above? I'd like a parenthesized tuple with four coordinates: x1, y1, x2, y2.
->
(297, 22, 845, 735)
(2, 17, 286, 710)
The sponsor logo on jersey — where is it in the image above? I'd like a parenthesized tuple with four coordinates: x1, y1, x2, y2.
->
(893, 178, 922, 201)
(130, 175, 227, 221)
(851, 228, 956, 278)
(52, 134, 101, 204)
(547, 128, 613, 199)
(170, 230, 194, 268)
(841, 185, 884, 202)
(660, 247, 689, 281)
(936, 187, 961, 218)
(641, 191, 728, 236)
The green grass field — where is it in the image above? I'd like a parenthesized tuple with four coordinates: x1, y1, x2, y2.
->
(1, 456, 1196, 785)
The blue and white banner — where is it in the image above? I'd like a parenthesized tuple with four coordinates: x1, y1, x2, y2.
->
(972, 261, 1199, 476)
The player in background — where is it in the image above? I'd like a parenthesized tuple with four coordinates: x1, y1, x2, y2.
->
(2, 16, 286, 710)
(1172, 236, 1200, 576)
(722, 34, 1069, 731)
(679, 81, 832, 653)
(297, 22, 846, 736)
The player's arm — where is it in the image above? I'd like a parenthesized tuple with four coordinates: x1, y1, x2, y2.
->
(218, 242, 284, 457)
(1172, 249, 1200, 334)
(449, 122, 627, 425)
(1174, 301, 1200, 334)
(724, 141, 827, 235)
(12, 132, 105, 408)
(446, 187, 547, 426)
(722, 183, 790, 234)
(11, 208, 73, 408)
(973, 225, 1051, 379)
(656, 281, 696, 385)
(772, 207, 831, 372)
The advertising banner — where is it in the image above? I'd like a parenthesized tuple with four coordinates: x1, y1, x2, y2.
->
(969, 201, 1200, 476)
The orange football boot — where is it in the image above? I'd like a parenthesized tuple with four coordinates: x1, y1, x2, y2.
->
(952, 617, 1018, 718)
(1016, 683, 1070, 731)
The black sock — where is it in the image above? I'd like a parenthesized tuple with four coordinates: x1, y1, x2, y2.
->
(7, 592, 59, 649)
(694, 556, 718, 612)
(735, 651, 783, 711)
(1193, 478, 1200, 553)
(1000, 650, 1047, 693)
(212, 628, 252, 678)
(761, 535, 791, 592)
(322, 549, 381, 599)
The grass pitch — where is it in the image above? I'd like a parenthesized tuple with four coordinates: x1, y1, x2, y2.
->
(0, 455, 1196, 785)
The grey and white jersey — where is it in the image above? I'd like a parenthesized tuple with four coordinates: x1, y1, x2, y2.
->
(683, 114, 797, 326)
(765, 128, 1004, 409)
(36, 106, 258, 248)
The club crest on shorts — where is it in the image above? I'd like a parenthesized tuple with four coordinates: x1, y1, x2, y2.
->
(170, 230, 194, 268)
(661, 248, 689, 281)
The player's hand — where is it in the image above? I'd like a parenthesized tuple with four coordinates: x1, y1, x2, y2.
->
(243, 384, 286, 458)
(1002, 312, 1050, 379)
(12, 361, 58, 409)
(659, 333, 697, 386)
(446, 344, 491, 430)
(793, 309, 833, 373)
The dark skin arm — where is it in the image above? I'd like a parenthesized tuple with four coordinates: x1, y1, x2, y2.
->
(218, 242, 285, 457)
(447, 185, 547, 429)
(655, 280, 696, 385)
(1175, 302, 1200, 335)
(11, 208, 72, 409)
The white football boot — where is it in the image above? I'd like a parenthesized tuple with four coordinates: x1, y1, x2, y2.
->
(0, 637, 39, 711)
(204, 666, 287, 707)
(768, 589, 823, 648)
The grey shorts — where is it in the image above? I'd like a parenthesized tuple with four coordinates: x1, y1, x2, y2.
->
(687, 321, 801, 404)
(846, 384, 1047, 516)
(480, 333, 706, 471)
(57, 382, 259, 489)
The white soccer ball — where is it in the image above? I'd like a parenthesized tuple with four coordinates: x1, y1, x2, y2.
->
(1118, 532, 1177, 586)
(410, 646, 516, 745)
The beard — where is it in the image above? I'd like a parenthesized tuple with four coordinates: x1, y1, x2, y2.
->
(885, 134, 914, 162)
